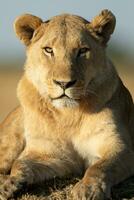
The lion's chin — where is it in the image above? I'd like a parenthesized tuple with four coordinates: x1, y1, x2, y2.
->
(51, 96, 79, 109)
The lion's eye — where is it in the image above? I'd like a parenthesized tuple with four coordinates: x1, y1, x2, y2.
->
(77, 47, 90, 58)
(43, 47, 53, 55)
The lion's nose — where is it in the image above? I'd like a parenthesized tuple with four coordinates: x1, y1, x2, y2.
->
(53, 79, 77, 89)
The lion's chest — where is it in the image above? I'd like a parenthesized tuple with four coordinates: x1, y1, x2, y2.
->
(24, 108, 114, 167)
(24, 111, 80, 157)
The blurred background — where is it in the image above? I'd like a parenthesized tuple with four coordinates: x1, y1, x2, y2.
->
(0, 0, 134, 122)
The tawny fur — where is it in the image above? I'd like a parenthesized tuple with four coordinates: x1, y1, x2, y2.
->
(0, 9, 134, 200)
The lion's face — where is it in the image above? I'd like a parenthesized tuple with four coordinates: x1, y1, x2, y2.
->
(14, 11, 116, 108)
(25, 16, 104, 108)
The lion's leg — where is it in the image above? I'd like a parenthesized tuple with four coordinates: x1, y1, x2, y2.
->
(0, 150, 79, 199)
(0, 107, 24, 174)
(72, 149, 134, 200)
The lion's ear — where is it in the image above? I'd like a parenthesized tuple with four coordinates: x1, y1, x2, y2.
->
(14, 14, 43, 46)
(87, 10, 116, 45)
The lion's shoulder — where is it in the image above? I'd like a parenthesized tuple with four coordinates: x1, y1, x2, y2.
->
(107, 79, 134, 127)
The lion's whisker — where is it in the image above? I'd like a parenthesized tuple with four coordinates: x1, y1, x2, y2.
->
(85, 89, 99, 98)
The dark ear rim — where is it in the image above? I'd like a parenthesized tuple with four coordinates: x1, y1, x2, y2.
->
(14, 14, 43, 46)
(87, 9, 116, 45)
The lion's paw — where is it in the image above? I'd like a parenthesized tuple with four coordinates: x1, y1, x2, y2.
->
(71, 180, 109, 200)
(0, 176, 17, 200)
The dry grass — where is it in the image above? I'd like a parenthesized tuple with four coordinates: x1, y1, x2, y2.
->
(0, 70, 21, 122)
(9, 176, 134, 200)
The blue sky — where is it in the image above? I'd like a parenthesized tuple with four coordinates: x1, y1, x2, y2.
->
(0, 0, 134, 62)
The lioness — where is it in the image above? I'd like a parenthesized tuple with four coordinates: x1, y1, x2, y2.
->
(0, 9, 134, 200)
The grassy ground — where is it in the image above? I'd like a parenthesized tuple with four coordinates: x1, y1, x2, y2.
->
(9, 176, 134, 200)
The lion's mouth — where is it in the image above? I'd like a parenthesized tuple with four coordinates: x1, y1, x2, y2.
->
(49, 88, 82, 101)
(51, 94, 74, 100)
(49, 91, 81, 108)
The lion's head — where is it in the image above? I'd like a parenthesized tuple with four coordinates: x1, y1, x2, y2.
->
(14, 10, 116, 108)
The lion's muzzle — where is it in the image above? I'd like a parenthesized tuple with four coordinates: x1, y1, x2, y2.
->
(53, 79, 77, 90)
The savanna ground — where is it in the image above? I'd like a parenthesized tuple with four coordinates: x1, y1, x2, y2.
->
(0, 61, 134, 200)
